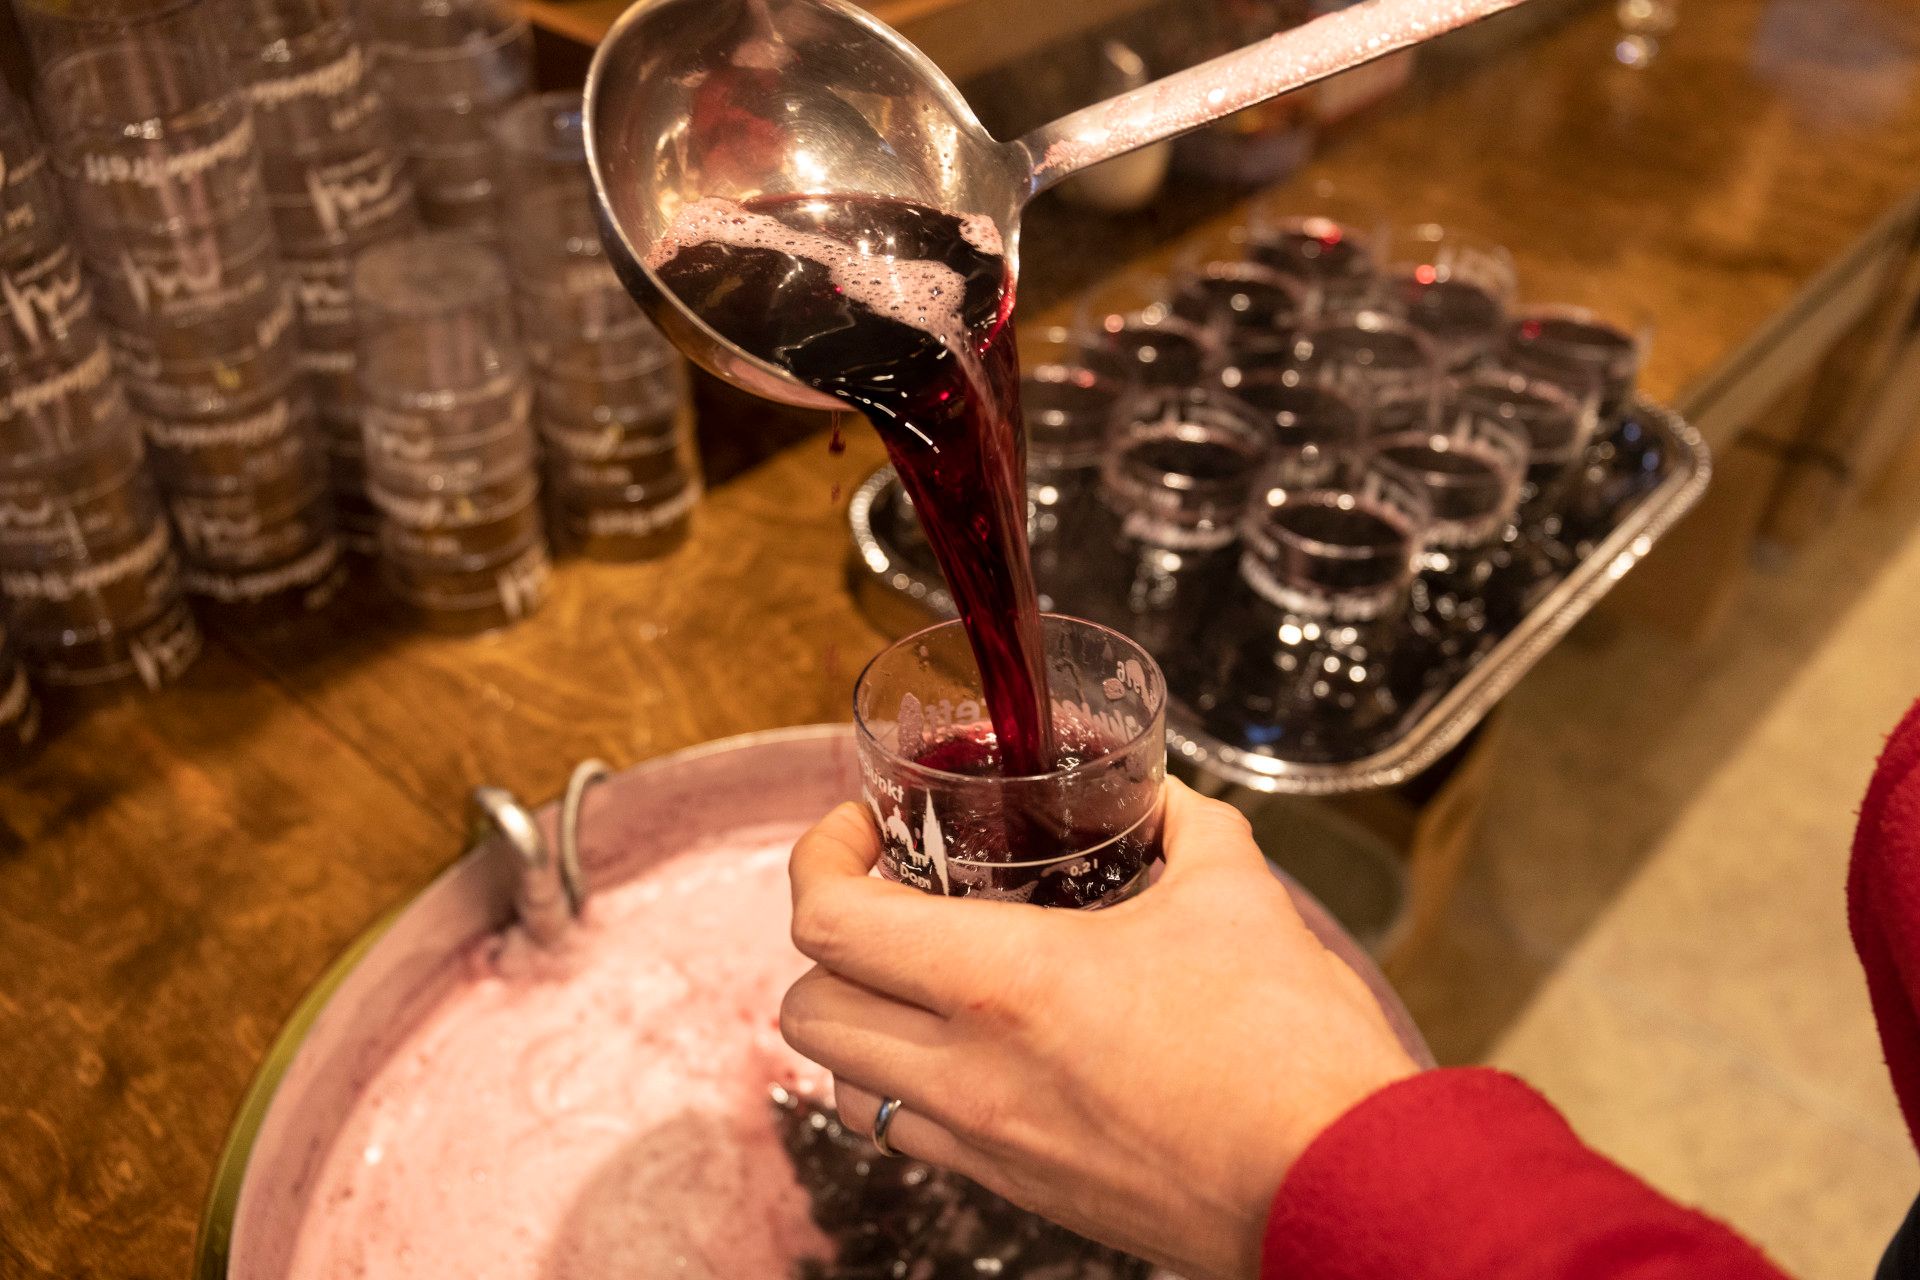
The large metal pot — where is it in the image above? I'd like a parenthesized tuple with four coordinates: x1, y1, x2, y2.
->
(194, 725, 1430, 1276)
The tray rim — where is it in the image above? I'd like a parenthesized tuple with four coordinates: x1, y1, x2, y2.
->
(847, 396, 1712, 795)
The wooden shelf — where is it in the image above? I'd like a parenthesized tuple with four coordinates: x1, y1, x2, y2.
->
(520, 0, 1161, 82)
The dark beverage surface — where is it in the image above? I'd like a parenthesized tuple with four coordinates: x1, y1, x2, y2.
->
(1026, 371, 1118, 430)
(1091, 322, 1209, 388)
(773, 1089, 1151, 1279)
(1172, 272, 1300, 333)
(648, 195, 1053, 773)
(1271, 500, 1405, 553)
(1304, 322, 1434, 431)
(1122, 435, 1259, 484)
(1376, 442, 1493, 479)
(1375, 441, 1510, 525)
(1249, 226, 1373, 291)
(1394, 278, 1504, 358)
(1057, 498, 1237, 659)
(1232, 381, 1364, 448)
(1517, 314, 1637, 360)
(902, 724, 1163, 910)
(1457, 381, 1564, 443)
(911, 720, 1111, 777)
(1076, 404, 1263, 651)
(1310, 324, 1430, 376)
(1507, 314, 1640, 416)
(1181, 467, 1424, 760)
(1024, 365, 1122, 461)
(1522, 454, 1581, 511)
(1391, 439, 1517, 673)
(1254, 499, 1412, 595)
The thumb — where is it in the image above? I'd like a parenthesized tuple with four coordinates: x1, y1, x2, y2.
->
(1158, 778, 1268, 879)
(790, 800, 884, 891)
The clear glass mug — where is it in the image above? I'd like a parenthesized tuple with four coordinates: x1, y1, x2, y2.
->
(1367, 411, 1528, 677)
(1242, 208, 1386, 317)
(1219, 365, 1369, 477)
(1169, 255, 1312, 346)
(1380, 224, 1517, 372)
(854, 614, 1167, 910)
(1066, 385, 1270, 655)
(1445, 365, 1599, 625)
(1187, 456, 1429, 763)
(1502, 303, 1661, 550)
(1072, 276, 1219, 391)
(363, 0, 532, 233)
(1291, 309, 1442, 435)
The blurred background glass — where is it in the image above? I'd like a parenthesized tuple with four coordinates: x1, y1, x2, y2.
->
(16, 0, 341, 620)
(0, 80, 200, 691)
(354, 231, 548, 632)
(493, 92, 701, 561)
(364, 0, 531, 238)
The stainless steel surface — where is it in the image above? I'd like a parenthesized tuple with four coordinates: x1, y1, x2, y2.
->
(583, 0, 1018, 412)
(849, 396, 1712, 795)
(870, 1094, 907, 1157)
(582, 0, 1529, 410)
(1235, 791, 1410, 954)
(198, 725, 1430, 1276)
(557, 757, 610, 914)
(849, 467, 956, 620)
(1055, 41, 1169, 214)
(469, 784, 575, 948)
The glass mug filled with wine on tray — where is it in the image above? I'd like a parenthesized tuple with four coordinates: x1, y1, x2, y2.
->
(583, 0, 1536, 905)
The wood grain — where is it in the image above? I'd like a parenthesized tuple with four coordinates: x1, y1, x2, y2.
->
(519, 0, 1162, 82)
(0, 1, 1918, 1276)
(219, 429, 892, 821)
(0, 648, 458, 1278)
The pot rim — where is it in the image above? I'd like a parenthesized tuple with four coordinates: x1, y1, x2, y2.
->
(190, 723, 855, 1278)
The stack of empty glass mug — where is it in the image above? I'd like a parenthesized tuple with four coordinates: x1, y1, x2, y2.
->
(0, 0, 705, 766)
(493, 94, 700, 560)
(996, 209, 1666, 765)
(353, 233, 550, 631)
(364, 0, 532, 238)
(0, 84, 200, 708)
(227, 0, 420, 557)
(18, 0, 343, 621)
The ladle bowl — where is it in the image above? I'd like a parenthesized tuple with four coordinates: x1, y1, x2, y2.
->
(584, 0, 1529, 411)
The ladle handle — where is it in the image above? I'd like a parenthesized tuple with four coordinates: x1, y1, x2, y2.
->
(1014, 0, 1529, 195)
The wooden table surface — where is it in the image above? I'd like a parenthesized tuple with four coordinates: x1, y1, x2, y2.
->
(521, 0, 1163, 82)
(4, 1, 1919, 1275)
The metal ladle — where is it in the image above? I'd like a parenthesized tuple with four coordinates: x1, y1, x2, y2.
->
(584, 0, 1528, 412)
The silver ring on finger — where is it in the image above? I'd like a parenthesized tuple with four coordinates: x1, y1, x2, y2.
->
(871, 1095, 906, 1158)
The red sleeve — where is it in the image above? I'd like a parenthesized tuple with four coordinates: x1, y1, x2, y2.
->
(1850, 698, 1920, 1149)
(1259, 698, 1920, 1280)
(1262, 1068, 1789, 1280)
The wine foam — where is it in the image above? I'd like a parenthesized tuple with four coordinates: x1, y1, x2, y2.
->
(647, 196, 979, 350)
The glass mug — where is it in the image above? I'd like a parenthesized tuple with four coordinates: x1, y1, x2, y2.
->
(854, 614, 1167, 910)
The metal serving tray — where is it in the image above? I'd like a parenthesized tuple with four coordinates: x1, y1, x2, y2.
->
(849, 397, 1711, 796)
